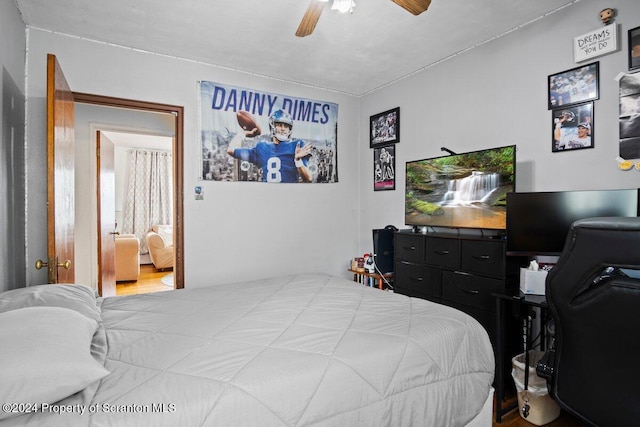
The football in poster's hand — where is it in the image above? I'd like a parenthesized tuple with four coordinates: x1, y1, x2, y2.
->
(236, 110, 261, 137)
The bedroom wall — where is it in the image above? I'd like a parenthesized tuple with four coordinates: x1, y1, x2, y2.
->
(14, 0, 640, 289)
(0, 0, 26, 292)
(357, 0, 640, 253)
(23, 30, 361, 288)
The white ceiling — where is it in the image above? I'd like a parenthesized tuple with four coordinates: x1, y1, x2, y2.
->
(15, 0, 580, 96)
(101, 131, 172, 151)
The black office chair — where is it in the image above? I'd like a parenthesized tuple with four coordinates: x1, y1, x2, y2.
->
(536, 217, 640, 427)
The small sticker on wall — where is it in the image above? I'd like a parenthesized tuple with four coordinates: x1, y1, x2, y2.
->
(195, 186, 204, 200)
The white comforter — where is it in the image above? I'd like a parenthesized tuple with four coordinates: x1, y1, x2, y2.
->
(5, 273, 494, 426)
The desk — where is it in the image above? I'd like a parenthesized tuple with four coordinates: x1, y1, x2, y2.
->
(493, 292, 549, 423)
(348, 269, 393, 290)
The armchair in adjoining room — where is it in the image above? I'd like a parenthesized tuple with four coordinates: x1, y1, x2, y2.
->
(146, 225, 174, 270)
(115, 234, 140, 281)
(536, 217, 640, 427)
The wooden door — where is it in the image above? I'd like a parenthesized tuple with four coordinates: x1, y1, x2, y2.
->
(97, 131, 116, 296)
(44, 54, 75, 283)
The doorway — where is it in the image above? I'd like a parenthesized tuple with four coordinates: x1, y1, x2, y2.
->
(101, 130, 174, 295)
(73, 93, 184, 295)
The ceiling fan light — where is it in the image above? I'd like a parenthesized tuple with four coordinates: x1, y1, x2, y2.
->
(331, 0, 355, 13)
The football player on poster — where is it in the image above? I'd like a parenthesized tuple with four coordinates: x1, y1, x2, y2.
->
(227, 109, 313, 183)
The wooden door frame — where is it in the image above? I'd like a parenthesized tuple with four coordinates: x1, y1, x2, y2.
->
(73, 92, 185, 290)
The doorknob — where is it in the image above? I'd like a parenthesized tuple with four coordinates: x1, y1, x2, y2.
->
(35, 259, 71, 270)
(109, 231, 120, 235)
(35, 257, 71, 283)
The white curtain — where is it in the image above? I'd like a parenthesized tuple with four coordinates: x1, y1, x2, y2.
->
(122, 149, 172, 253)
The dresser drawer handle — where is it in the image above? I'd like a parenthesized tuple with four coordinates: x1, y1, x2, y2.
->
(433, 250, 450, 256)
(472, 255, 491, 261)
(410, 276, 424, 282)
(462, 288, 480, 295)
(403, 245, 416, 251)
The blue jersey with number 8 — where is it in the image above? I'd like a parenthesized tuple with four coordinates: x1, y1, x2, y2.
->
(233, 139, 307, 183)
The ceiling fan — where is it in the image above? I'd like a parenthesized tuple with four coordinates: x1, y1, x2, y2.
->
(295, 0, 432, 37)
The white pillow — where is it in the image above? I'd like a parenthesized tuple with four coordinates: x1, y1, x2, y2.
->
(0, 284, 101, 322)
(0, 306, 110, 420)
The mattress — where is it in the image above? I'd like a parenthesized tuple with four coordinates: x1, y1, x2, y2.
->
(0, 273, 495, 426)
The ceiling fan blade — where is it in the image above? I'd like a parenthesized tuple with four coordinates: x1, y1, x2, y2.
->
(296, 0, 326, 37)
(391, 0, 432, 16)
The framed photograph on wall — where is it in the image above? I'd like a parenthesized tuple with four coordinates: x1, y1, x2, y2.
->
(619, 73, 640, 160)
(629, 26, 640, 72)
(552, 101, 594, 152)
(548, 62, 599, 110)
(374, 145, 395, 191)
(370, 107, 400, 147)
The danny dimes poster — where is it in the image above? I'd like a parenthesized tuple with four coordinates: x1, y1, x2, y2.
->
(199, 81, 338, 183)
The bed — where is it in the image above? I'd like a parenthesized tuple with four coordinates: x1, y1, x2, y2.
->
(0, 273, 495, 427)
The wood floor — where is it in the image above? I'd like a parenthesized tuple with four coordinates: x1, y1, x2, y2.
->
(116, 264, 173, 296)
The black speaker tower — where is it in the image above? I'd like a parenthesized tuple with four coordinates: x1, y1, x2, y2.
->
(372, 228, 395, 274)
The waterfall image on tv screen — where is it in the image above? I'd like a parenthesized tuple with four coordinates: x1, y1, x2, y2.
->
(405, 145, 515, 230)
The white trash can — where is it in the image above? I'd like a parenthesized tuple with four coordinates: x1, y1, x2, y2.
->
(511, 350, 561, 426)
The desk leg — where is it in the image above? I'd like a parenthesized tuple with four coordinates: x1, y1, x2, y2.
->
(540, 306, 547, 351)
(377, 277, 382, 290)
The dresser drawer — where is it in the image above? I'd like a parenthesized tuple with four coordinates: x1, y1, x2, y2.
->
(395, 233, 426, 263)
(461, 240, 504, 277)
(395, 261, 441, 300)
(441, 270, 504, 312)
(425, 237, 460, 269)
(445, 301, 496, 342)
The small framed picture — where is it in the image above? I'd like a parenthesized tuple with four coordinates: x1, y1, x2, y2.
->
(370, 107, 400, 147)
(629, 26, 640, 72)
(374, 145, 395, 191)
(548, 62, 599, 110)
(552, 102, 594, 152)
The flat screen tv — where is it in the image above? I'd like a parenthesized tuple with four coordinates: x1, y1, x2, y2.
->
(405, 145, 516, 230)
(506, 189, 640, 256)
